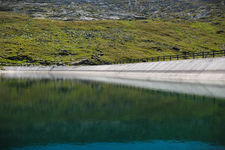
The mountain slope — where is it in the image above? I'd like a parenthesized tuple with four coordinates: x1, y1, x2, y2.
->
(0, 11, 224, 66)
(0, 0, 224, 21)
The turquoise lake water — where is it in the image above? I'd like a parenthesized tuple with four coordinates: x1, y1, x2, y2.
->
(0, 78, 225, 150)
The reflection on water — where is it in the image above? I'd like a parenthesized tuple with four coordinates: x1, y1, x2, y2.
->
(0, 78, 225, 150)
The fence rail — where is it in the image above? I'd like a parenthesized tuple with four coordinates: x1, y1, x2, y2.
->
(113, 50, 225, 64)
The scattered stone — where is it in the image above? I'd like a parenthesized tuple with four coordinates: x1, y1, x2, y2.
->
(58, 49, 71, 56)
(134, 16, 148, 20)
(57, 62, 63, 66)
(172, 47, 180, 51)
(69, 58, 95, 65)
(212, 22, 220, 25)
(98, 52, 104, 56)
(143, 40, 153, 43)
(7, 55, 33, 62)
(216, 30, 224, 34)
(156, 48, 162, 52)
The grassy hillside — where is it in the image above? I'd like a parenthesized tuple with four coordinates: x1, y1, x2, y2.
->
(0, 11, 224, 65)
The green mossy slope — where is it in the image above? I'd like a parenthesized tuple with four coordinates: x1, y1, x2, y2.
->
(0, 12, 224, 65)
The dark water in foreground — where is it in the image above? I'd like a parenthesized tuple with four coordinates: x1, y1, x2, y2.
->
(0, 78, 225, 150)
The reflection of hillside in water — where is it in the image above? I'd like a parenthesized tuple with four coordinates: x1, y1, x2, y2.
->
(0, 79, 225, 148)
(2, 71, 225, 99)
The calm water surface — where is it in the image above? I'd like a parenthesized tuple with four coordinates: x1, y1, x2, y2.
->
(0, 78, 225, 150)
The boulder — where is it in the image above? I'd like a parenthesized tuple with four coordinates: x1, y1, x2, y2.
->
(172, 47, 180, 51)
(69, 58, 95, 65)
(134, 16, 148, 20)
(216, 30, 224, 34)
(58, 50, 71, 56)
(57, 62, 64, 66)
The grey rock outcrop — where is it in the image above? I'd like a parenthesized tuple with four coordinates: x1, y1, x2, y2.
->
(0, 0, 224, 21)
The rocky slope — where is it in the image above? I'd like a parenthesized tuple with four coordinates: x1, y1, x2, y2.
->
(0, 0, 224, 21)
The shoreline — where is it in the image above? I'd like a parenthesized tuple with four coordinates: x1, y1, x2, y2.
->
(1, 57, 225, 98)
(1, 57, 225, 84)
(1, 70, 225, 85)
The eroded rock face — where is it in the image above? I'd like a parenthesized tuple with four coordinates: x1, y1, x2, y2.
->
(0, 0, 224, 21)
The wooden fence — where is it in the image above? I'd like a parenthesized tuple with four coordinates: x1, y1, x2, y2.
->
(113, 50, 225, 64)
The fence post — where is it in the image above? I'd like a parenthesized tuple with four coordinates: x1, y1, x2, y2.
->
(170, 56, 172, 61)
(183, 51, 187, 59)
(192, 53, 195, 59)
(212, 51, 215, 57)
(152, 57, 154, 62)
(177, 55, 179, 60)
(163, 56, 165, 61)
(202, 52, 205, 58)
